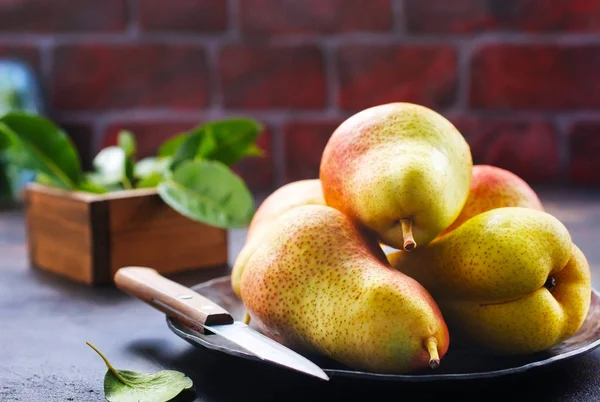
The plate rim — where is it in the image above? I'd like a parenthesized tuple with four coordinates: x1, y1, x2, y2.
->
(166, 275, 600, 381)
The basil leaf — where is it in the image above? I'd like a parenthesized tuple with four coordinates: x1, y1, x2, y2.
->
(87, 342, 193, 402)
(134, 157, 170, 179)
(157, 160, 254, 228)
(169, 133, 203, 171)
(243, 143, 264, 157)
(136, 172, 163, 189)
(189, 118, 263, 166)
(0, 112, 82, 189)
(93, 147, 126, 186)
(117, 130, 136, 158)
(158, 133, 188, 157)
(78, 178, 109, 194)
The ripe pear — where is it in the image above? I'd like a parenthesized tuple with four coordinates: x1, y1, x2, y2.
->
(388, 207, 591, 355)
(234, 204, 449, 373)
(247, 179, 325, 242)
(320, 102, 472, 251)
(441, 165, 543, 235)
(232, 179, 325, 298)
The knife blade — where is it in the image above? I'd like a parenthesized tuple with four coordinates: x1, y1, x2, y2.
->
(114, 266, 329, 381)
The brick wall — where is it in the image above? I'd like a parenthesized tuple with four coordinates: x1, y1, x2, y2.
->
(1, 0, 600, 192)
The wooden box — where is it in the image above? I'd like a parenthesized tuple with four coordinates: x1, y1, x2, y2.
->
(24, 183, 228, 285)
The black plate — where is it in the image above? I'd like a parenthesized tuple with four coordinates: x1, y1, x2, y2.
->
(166, 275, 600, 381)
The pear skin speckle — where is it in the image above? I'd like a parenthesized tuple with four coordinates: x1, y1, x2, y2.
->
(237, 205, 449, 373)
(389, 207, 592, 354)
(441, 165, 544, 236)
(320, 102, 472, 250)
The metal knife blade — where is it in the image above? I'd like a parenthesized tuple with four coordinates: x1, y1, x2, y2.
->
(114, 266, 329, 381)
(209, 322, 329, 380)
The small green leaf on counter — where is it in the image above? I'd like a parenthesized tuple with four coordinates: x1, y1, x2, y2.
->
(87, 341, 193, 402)
(157, 160, 254, 229)
(78, 177, 109, 194)
(0, 112, 82, 189)
(117, 130, 136, 158)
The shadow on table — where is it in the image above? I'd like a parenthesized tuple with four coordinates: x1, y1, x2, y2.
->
(126, 338, 600, 402)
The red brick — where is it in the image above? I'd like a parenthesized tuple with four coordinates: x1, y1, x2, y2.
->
(0, 45, 40, 74)
(451, 117, 560, 182)
(568, 122, 600, 185)
(240, 0, 392, 35)
(283, 121, 340, 182)
(405, 0, 600, 34)
(52, 44, 209, 111)
(139, 0, 227, 33)
(470, 45, 600, 110)
(0, 0, 127, 33)
(219, 45, 326, 109)
(102, 121, 199, 158)
(337, 45, 457, 110)
(233, 131, 274, 191)
(59, 122, 94, 170)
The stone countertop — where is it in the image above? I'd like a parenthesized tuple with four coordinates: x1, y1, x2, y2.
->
(2, 188, 600, 401)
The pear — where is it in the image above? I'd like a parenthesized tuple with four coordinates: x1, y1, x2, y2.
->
(320, 102, 472, 251)
(234, 204, 449, 373)
(247, 179, 325, 242)
(232, 179, 325, 298)
(388, 207, 592, 355)
(440, 165, 543, 235)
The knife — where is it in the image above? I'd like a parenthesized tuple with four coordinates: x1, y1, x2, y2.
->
(114, 266, 329, 381)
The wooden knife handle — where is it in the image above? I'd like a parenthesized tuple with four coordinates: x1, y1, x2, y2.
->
(114, 267, 234, 333)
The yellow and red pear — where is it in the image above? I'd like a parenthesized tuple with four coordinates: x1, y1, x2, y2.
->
(441, 165, 543, 235)
(234, 204, 449, 373)
(320, 102, 472, 251)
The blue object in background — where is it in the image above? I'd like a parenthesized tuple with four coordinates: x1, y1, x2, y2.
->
(0, 59, 44, 203)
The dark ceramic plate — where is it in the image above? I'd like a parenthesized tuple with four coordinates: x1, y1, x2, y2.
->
(167, 275, 600, 381)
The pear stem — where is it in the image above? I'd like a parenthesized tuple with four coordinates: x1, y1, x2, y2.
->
(425, 337, 440, 369)
(243, 311, 251, 325)
(400, 219, 416, 251)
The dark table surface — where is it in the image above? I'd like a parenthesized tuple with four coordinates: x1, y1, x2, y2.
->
(2, 188, 600, 402)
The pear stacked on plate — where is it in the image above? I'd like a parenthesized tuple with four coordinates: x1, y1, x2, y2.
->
(231, 103, 592, 374)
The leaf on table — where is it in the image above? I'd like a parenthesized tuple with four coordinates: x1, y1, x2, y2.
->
(0, 112, 82, 189)
(87, 342, 193, 402)
(158, 133, 189, 158)
(157, 160, 255, 229)
(117, 130, 136, 158)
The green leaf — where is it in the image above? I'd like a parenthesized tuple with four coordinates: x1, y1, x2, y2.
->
(157, 160, 255, 229)
(117, 130, 136, 158)
(136, 172, 163, 189)
(87, 342, 193, 402)
(189, 118, 263, 166)
(0, 112, 82, 189)
(93, 147, 126, 186)
(78, 178, 109, 194)
(243, 143, 264, 157)
(158, 134, 188, 157)
(134, 157, 170, 179)
(169, 133, 203, 171)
